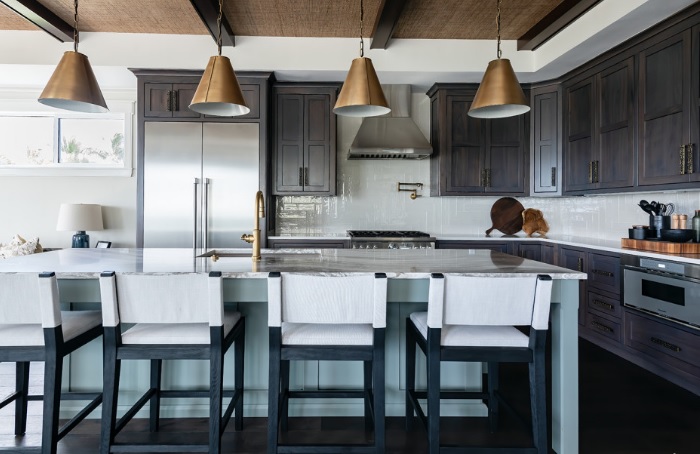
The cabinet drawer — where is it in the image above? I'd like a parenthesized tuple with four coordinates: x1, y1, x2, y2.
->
(588, 253, 620, 294)
(585, 311, 622, 343)
(587, 291, 621, 319)
(625, 310, 700, 376)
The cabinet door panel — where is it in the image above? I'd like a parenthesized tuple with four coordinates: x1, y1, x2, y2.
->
(638, 32, 691, 186)
(533, 91, 559, 193)
(450, 146, 483, 190)
(144, 83, 173, 118)
(172, 83, 201, 118)
(565, 137, 593, 191)
(564, 78, 595, 193)
(487, 145, 524, 193)
(447, 96, 483, 192)
(558, 247, 587, 326)
(276, 95, 304, 192)
(304, 95, 331, 193)
(599, 128, 633, 189)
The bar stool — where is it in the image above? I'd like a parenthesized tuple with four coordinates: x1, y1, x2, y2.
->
(266, 272, 388, 454)
(405, 273, 553, 454)
(0, 272, 103, 454)
(98, 271, 245, 454)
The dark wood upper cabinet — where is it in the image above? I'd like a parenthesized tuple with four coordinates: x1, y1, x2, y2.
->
(144, 83, 201, 118)
(563, 58, 635, 194)
(428, 84, 528, 196)
(638, 31, 694, 186)
(532, 86, 560, 194)
(273, 84, 338, 196)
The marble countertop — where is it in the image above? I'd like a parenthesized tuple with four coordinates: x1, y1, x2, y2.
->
(0, 248, 586, 280)
(270, 233, 700, 265)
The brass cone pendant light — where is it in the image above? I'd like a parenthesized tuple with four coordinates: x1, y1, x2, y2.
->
(190, 0, 249, 117)
(333, 0, 390, 117)
(469, 0, 529, 119)
(38, 0, 108, 113)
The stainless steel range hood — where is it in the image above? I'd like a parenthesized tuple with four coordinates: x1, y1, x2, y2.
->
(347, 85, 432, 160)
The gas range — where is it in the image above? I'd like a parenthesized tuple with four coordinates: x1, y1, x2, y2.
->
(347, 230, 436, 250)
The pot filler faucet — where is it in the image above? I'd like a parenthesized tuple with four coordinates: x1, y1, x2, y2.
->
(241, 190, 265, 261)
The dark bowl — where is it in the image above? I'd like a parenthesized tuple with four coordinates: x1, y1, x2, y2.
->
(659, 229, 694, 243)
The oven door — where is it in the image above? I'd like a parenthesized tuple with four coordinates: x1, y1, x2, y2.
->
(623, 267, 700, 329)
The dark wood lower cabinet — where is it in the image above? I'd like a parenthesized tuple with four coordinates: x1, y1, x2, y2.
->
(267, 238, 348, 249)
(435, 240, 510, 254)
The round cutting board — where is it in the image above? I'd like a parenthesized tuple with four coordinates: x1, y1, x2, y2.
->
(485, 197, 524, 235)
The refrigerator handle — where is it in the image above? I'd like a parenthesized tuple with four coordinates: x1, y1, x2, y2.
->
(193, 178, 200, 253)
(203, 178, 210, 251)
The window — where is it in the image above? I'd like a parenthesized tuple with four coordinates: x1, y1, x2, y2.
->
(0, 99, 133, 176)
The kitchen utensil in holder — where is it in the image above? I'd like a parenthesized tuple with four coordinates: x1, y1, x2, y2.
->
(650, 215, 671, 238)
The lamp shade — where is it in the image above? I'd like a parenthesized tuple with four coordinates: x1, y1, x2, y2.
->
(469, 58, 530, 119)
(189, 56, 250, 117)
(56, 204, 103, 231)
(334, 57, 391, 118)
(38, 51, 108, 114)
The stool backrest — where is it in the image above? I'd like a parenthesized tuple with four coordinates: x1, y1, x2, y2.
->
(0, 272, 61, 327)
(427, 274, 553, 330)
(267, 272, 387, 328)
(99, 272, 224, 327)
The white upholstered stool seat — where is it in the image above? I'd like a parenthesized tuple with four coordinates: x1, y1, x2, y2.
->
(0, 272, 103, 454)
(122, 310, 241, 345)
(0, 310, 102, 347)
(98, 271, 245, 454)
(282, 322, 374, 346)
(267, 272, 388, 454)
(408, 312, 529, 348)
(405, 273, 554, 454)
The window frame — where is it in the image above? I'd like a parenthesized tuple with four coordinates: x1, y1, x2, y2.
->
(0, 99, 134, 177)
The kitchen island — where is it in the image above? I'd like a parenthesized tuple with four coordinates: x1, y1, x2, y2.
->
(0, 248, 585, 454)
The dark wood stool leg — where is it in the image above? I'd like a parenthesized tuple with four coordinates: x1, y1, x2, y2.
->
(427, 329, 441, 454)
(373, 329, 386, 453)
(149, 359, 162, 432)
(405, 321, 417, 431)
(488, 361, 500, 433)
(234, 319, 245, 431)
(280, 359, 290, 432)
(530, 332, 548, 454)
(101, 329, 121, 454)
(209, 327, 224, 454)
(364, 360, 372, 432)
(268, 328, 281, 454)
(41, 333, 62, 454)
(15, 361, 30, 435)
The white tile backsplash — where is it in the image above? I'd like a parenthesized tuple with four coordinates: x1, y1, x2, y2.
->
(275, 92, 700, 239)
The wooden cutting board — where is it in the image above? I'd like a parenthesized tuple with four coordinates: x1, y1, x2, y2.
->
(486, 197, 524, 236)
(621, 238, 700, 254)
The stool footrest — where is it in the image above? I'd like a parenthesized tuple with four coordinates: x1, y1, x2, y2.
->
(110, 444, 209, 452)
(277, 445, 379, 454)
(57, 393, 102, 441)
(288, 390, 366, 399)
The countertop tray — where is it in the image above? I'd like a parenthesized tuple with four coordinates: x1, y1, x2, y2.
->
(621, 238, 700, 254)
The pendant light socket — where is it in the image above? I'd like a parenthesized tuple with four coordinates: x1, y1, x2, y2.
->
(189, 56, 249, 117)
(334, 57, 390, 118)
(38, 51, 108, 113)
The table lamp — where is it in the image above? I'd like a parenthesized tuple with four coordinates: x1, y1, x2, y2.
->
(56, 203, 104, 248)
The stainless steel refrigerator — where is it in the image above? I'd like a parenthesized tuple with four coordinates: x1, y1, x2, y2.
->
(143, 122, 259, 249)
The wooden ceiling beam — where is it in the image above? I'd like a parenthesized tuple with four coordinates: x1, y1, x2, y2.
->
(517, 0, 603, 51)
(0, 0, 73, 42)
(189, 0, 235, 47)
(370, 0, 407, 50)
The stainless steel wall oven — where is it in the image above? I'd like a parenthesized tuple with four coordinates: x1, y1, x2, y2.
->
(623, 256, 700, 330)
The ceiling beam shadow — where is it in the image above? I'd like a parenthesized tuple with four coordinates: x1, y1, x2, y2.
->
(517, 0, 603, 51)
(189, 0, 235, 47)
(370, 0, 408, 50)
(0, 0, 73, 42)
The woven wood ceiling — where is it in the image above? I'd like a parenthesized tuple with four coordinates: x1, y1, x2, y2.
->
(0, 0, 564, 40)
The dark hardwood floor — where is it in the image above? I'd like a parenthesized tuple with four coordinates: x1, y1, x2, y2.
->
(1, 339, 698, 453)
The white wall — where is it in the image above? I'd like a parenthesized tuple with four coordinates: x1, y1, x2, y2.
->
(276, 93, 700, 240)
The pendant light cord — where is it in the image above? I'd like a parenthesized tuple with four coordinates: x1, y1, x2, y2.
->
(496, 0, 502, 59)
(359, 0, 364, 57)
(73, 0, 79, 52)
(217, 0, 223, 56)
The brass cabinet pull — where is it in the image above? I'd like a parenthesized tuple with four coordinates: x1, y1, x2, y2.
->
(680, 145, 686, 175)
(298, 167, 303, 186)
(304, 167, 309, 185)
(651, 337, 681, 352)
(687, 144, 694, 174)
(591, 321, 613, 333)
(173, 90, 179, 111)
(480, 169, 486, 187)
(166, 90, 173, 112)
(588, 161, 593, 184)
(592, 299, 614, 311)
(551, 167, 556, 187)
(594, 160, 599, 183)
(486, 168, 492, 188)
(577, 257, 584, 272)
(591, 268, 613, 277)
